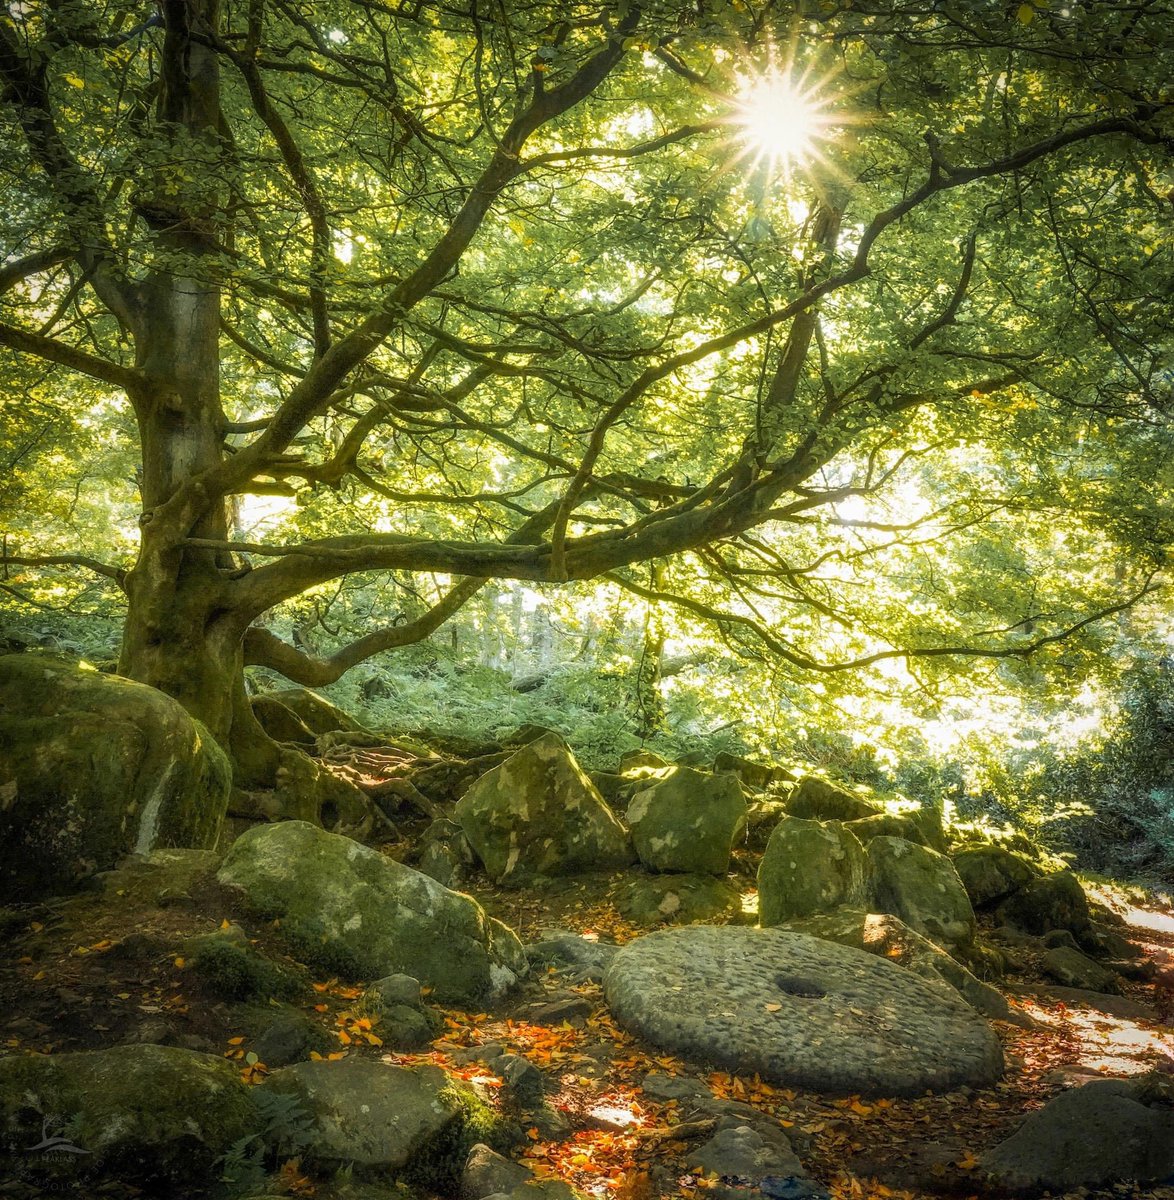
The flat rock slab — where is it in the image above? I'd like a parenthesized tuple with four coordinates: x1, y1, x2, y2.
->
(603, 926, 1004, 1097)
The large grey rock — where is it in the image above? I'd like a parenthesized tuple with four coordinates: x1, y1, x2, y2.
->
(952, 845, 1041, 908)
(982, 1079, 1174, 1191)
(217, 820, 525, 1002)
(787, 776, 881, 823)
(690, 1123, 804, 1180)
(712, 752, 795, 790)
(261, 1058, 472, 1169)
(0, 1044, 255, 1187)
(867, 837, 975, 949)
(482, 1184, 585, 1200)
(603, 926, 1003, 1096)
(781, 910, 1015, 1024)
(454, 734, 634, 883)
(417, 818, 477, 888)
(0, 655, 230, 901)
(627, 766, 748, 875)
(757, 818, 870, 925)
(616, 873, 744, 927)
(252, 1010, 334, 1067)
(847, 808, 948, 853)
(618, 749, 671, 773)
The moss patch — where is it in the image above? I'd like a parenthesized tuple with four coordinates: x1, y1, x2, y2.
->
(401, 1082, 519, 1196)
(186, 933, 306, 1003)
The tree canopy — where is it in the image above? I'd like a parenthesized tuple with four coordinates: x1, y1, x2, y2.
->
(1, 0, 1171, 786)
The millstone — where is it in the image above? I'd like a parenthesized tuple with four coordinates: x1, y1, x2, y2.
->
(603, 926, 1004, 1097)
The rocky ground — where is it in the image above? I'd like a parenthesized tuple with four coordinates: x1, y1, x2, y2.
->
(2, 674, 1174, 1200)
(1, 842, 1172, 1200)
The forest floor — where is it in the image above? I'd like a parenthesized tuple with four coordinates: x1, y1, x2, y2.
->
(2, 842, 1173, 1200)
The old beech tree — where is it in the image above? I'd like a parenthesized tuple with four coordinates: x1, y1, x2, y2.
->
(1, 1, 1170, 811)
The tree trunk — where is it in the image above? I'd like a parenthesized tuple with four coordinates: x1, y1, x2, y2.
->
(116, 0, 237, 740)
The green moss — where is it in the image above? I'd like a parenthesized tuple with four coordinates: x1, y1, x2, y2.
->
(187, 935, 305, 1003)
(400, 1083, 518, 1195)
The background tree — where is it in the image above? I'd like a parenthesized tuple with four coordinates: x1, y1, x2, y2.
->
(1, 0, 1170, 811)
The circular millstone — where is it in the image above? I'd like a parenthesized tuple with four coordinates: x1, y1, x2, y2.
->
(603, 926, 1004, 1097)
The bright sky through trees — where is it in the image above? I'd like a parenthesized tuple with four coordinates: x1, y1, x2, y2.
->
(731, 67, 831, 173)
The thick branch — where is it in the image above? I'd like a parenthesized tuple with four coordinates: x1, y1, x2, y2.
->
(154, 8, 641, 527)
(0, 320, 145, 392)
(0, 246, 72, 294)
(0, 20, 140, 330)
(1, 553, 127, 586)
(242, 576, 484, 686)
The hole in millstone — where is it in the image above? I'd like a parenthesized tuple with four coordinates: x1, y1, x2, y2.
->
(774, 974, 827, 999)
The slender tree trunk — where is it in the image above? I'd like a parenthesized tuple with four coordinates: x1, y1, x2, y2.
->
(635, 564, 667, 739)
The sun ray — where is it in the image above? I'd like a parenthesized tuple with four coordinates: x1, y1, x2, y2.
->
(733, 69, 830, 174)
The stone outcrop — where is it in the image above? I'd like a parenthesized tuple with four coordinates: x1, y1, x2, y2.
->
(0, 655, 230, 901)
(454, 733, 633, 883)
(217, 820, 526, 1001)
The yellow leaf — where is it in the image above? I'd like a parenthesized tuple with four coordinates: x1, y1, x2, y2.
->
(1016, 2, 1034, 21)
(220, 918, 232, 929)
(63, 73, 85, 88)
(173, 956, 185, 968)
(227, 1036, 246, 1045)
(763, 1003, 782, 1013)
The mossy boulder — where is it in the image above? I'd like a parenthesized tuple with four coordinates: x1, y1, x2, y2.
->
(264, 687, 366, 735)
(615, 873, 744, 927)
(263, 1058, 476, 1172)
(217, 821, 526, 1002)
(952, 845, 1042, 908)
(252, 1009, 336, 1067)
(1042, 945, 1123, 994)
(185, 927, 306, 1003)
(787, 776, 881, 823)
(250, 694, 317, 746)
(617, 749, 670, 773)
(757, 817, 870, 926)
(454, 734, 634, 884)
(0, 1044, 256, 1187)
(997, 871, 1093, 943)
(846, 812, 931, 848)
(712, 752, 795, 790)
(981, 1078, 1174, 1192)
(0, 655, 230, 901)
(781, 909, 1013, 1023)
(626, 766, 747, 875)
(867, 836, 975, 949)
